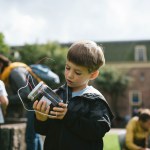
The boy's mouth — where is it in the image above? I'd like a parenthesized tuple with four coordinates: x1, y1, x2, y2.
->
(66, 79, 73, 84)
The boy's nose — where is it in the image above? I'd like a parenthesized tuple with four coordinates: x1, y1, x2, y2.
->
(68, 71, 74, 79)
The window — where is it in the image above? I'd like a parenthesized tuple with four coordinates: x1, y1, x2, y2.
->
(134, 45, 147, 62)
(129, 90, 142, 106)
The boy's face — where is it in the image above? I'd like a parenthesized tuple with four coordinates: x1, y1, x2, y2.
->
(65, 60, 93, 92)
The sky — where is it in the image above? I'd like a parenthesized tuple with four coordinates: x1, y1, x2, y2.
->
(0, 0, 150, 46)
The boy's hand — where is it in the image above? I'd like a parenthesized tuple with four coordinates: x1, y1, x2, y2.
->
(49, 103, 68, 120)
(33, 100, 50, 121)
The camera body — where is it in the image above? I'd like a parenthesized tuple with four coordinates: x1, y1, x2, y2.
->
(28, 81, 62, 107)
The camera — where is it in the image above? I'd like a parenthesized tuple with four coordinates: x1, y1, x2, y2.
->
(28, 81, 62, 107)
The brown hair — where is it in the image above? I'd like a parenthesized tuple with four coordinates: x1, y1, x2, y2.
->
(0, 54, 11, 72)
(67, 40, 105, 73)
(138, 109, 150, 122)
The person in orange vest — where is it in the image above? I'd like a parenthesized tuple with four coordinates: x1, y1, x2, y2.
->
(0, 54, 43, 150)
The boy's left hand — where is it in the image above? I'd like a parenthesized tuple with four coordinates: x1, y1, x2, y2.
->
(49, 103, 68, 120)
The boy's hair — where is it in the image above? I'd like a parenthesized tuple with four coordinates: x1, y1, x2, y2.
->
(138, 109, 150, 123)
(67, 40, 105, 73)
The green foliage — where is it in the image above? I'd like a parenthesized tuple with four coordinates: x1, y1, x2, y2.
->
(0, 32, 10, 56)
(95, 66, 132, 114)
(96, 67, 131, 94)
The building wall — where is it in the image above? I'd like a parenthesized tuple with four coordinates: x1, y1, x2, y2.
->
(115, 66, 150, 118)
(128, 67, 150, 107)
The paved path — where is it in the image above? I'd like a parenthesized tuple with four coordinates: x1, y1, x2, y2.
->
(107, 128, 126, 135)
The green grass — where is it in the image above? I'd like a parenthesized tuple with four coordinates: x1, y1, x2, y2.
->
(103, 134, 120, 150)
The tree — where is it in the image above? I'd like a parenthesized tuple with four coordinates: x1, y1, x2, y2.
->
(95, 67, 132, 115)
(0, 32, 10, 56)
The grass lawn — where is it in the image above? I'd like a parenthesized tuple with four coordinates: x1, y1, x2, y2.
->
(103, 134, 120, 150)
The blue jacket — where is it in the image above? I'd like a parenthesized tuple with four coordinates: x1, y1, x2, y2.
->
(34, 84, 114, 150)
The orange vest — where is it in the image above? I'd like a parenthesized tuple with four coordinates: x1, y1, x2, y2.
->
(0, 62, 41, 85)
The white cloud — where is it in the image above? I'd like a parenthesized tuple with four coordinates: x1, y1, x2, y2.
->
(0, 8, 46, 45)
(0, 0, 150, 45)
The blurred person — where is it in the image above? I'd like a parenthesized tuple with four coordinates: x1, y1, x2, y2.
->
(0, 54, 43, 150)
(125, 108, 150, 150)
(0, 80, 8, 123)
(33, 40, 114, 150)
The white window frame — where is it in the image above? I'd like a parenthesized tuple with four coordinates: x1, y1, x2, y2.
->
(134, 45, 147, 62)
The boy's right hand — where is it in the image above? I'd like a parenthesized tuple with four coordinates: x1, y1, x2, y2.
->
(33, 100, 50, 121)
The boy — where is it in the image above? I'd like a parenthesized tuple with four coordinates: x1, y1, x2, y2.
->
(33, 40, 114, 150)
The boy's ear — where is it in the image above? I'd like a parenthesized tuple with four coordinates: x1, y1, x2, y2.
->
(90, 70, 99, 80)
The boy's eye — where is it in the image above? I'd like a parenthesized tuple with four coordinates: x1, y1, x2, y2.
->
(65, 66, 70, 70)
(75, 72, 82, 75)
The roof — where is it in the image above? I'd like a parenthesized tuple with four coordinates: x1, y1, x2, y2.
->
(97, 40, 150, 62)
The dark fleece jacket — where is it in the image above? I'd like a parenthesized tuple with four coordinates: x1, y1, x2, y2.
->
(34, 84, 114, 150)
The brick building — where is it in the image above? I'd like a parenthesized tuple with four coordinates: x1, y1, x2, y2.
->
(100, 40, 150, 120)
